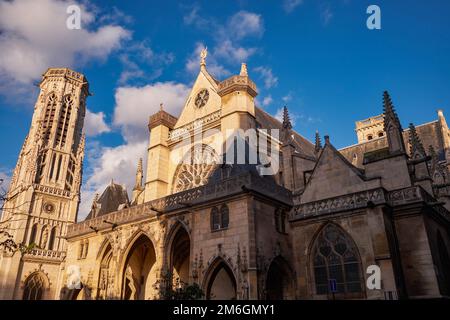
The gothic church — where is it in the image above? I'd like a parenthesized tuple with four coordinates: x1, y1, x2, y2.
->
(1, 52, 450, 300)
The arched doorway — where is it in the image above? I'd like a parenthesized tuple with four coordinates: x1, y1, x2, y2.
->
(205, 259, 237, 300)
(310, 223, 364, 299)
(266, 256, 295, 300)
(23, 272, 48, 300)
(122, 234, 157, 300)
(169, 225, 190, 287)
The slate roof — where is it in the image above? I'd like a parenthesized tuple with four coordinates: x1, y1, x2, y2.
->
(85, 182, 130, 220)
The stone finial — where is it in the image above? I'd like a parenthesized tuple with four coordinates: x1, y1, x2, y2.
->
(91, 193, 99, 210)
(408, 123, 426, 159)
(324, 135, 330, 144)
(315, 130, 322, 153)
(200, 47, 208, 68)
(160, 103, 164, 111)
(134, 158, 143, 190)
(282, 106, 292, 130)
(240, 63, 248, 76)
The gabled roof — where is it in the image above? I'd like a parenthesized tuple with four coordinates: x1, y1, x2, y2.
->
(300, 138, 381, 203)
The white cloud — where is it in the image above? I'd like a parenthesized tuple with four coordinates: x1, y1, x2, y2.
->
(274, 107, 321, 128)
(214, 40, 258, 64)
(79, 141, 147, 220)
(184, 9, 263, 78)
(321, 4, 334, 26)
(78, 80, 190, 220)
(84, 109, 110, 137)
(254, 66, 278, 89)
(283, 0, 304, 13)
(228, 11, 264, 40)
(118, 41, 174, 85)
(282, 93, 293, 102)
(0, 170, 11, 193)
(113, 82, 190, 142)
(262, 95, 273, 107)
(0, 170, 11, 214)
(0, 0, 130, 87)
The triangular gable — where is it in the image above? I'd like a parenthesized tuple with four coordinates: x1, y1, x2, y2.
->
(174, 68, 222, 129)
(300, 141, 381, 203)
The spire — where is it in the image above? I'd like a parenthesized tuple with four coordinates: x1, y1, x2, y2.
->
(240, 63, 248, 76)
(382, 91, 406, 154)
(134, 158, 143, 190)
(408, 123, 426, 159)
(282, 106, 292, 130)
(383, 91, 402, 131)
(315, 130, 322, 153)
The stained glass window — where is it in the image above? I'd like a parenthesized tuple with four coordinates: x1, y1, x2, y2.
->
(312, 224, 363, 296)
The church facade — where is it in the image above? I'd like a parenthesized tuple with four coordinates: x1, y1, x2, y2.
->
(1, 52, 450, 300)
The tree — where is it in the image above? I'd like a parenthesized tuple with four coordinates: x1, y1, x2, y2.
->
(0, 178, 35, 254)
(153, 271, 205, 300)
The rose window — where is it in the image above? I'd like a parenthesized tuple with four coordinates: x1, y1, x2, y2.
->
(173, 145, 218, 193)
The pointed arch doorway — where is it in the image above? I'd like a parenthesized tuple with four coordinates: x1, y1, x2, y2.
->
(204, 259, 237, 300)
(121, 234, 158, 300)
(168, 224, 191, 287)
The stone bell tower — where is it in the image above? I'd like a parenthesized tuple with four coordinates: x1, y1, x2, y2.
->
(0, 68, 89, 300)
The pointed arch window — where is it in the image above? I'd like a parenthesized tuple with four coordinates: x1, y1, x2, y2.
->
(55, 95, 73, 147)
(23, 273, 46, 300)
(211, 205, 229, 231)
(48, 227, 56, 250)
(275, 209, 286, 234)
(29, 223, 38, 245)
(312, 224, 363, 296)
(42, 93, 57, 144)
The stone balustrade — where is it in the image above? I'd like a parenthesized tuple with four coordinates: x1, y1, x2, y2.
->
(23, 248, 66, 262)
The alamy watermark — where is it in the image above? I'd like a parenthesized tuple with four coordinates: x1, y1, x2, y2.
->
(66, 5, 81, 30)
(367, 5, 381, 30)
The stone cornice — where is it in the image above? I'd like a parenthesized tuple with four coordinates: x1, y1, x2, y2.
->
(290, 185, 450, 222)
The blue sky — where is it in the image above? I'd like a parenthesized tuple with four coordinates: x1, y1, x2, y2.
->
(1, 0, 449, 218)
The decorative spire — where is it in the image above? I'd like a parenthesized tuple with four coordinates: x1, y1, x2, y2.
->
(200, 47, 208, 69)
(383, 91, 402, 131)
(134, 158, 143, 190)
(282, 106, 292, 130)
(315, 130, 322, 153)
(160, 103, 164, 111)
(383, 91, 406, 154)
(240, 63, 248, 76)
(408, 123, 426, 159)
